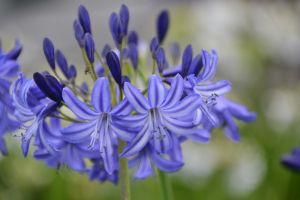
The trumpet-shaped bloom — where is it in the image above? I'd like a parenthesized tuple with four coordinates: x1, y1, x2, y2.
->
(13, 73, 59, 157)
(164, 49, 231, 127)
(202, 96, 257, 142)
(129, 144, 183, 180)
(281, 147, 300, 172)
(61, 77, 134, 174)
(33, 117, 99, 172)
(117, 74, 201, 158)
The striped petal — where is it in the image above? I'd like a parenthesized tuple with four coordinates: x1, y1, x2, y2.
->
(61, 121, 96, 143)
(148, 75, 165, 108)
(162, 115, 197, 135)
(162, 94, 202, 118)
(161, 74, 184, 109)
(91, 78, 111, 113)
(124, 83, 151, 114)
(62, 88, 98, 120)
(194, 80, 231, 97)
(120, 121, 151, 158)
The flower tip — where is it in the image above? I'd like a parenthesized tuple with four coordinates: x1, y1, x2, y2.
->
(112, 15, 125, 44)
(127, 30, 138, 45)
(155, 47, 165, 73)
(84, 33, 95, 63)
(121, 75, 131, 88)
(78, 5, 92, 35)
(119, 4, 130, 35)
(150, 36, 159, 53)
(74, 22, 85, 48)
(128, 43, 138, 70)
(156, 9, 169, 44)
(101, 44, 111, 58)
(43, 38, 55, 70)
(55, 49, 69, 78)
(106, 51, 122, 86)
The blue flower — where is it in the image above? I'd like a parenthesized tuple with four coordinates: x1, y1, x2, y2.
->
(33, 117, 99, 172)
(116, 74, 201, 158)
(13, 73, 59, 157)
(202, 96, 257, 142)
(164, 49, 231, 127)
(61, 77, 134, 174)
(88, 142, 119, 185)
(281, 146, 300, 172)
(0, 40, 22, 154)
(129, 144, 183, 180)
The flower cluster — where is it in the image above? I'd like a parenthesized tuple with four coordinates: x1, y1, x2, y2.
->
(0, 39, 22, 155)
(7, 4, 257, 185)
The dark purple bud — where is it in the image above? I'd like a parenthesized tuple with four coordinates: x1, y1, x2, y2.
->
(101, 44, 111, 58)
(109, 12, 119, 48)
(119, 4, 129, 35)
(74, 20, 85, 48)
(6, 43, 22, 60)
(150, 37, 159, 52)
(33, 72, 63, 102)
(156, 47, 165, 74)
(156, 9, 169, 44)
(78, 5, 92, 35)
(43, 38, 55, 70)
(170, 42, 180, 63)
(127, 30, 138, 45)
(106, 51, 121, 86)
(128, 43, 138, 70)
(68, 65, 77, 79)
(80, 81, 89, 96)
(84, 33, 95, 63)
(55, 50, 69, 79)
(181, 44, 193, 78)
(112, 15, 125, 44)
(187, 53, 203, 77)
(122, 47, 129, 59)
(121, 75, 131, 88)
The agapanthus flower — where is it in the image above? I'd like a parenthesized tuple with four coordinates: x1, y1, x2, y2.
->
(201, 96, 257, 142)
(281, 146, 300, 172)
(164, 49, 231, 127)
(0, 40, 22, 154)
(33, 117, 99, 172)
(61, 77, 134, 174)
(13, 72, 61, 156)
(129, 143, 183, 180)
(116, 74, 202, 157)
(88, 141, 119, 185)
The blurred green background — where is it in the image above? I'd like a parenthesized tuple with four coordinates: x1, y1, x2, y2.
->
(1, 0, 300, 199)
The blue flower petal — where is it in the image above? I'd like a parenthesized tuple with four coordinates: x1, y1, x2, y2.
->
(91, 78, 111, 113)
(120, 121, 150, 158)
(194, 80, 231, 97)
(124, 82, 151, 114)
(162, 115, 197, 135)
(109, 98, 133, 116)
(200, 104, 219, 127)
(62, 88, 98, 120)
(151, 150, 183, 173)
(148, 75, 165, 108)
(162, 94, 201, 118)
(161, 74, 184, 109)
(61, 121, 96, 143)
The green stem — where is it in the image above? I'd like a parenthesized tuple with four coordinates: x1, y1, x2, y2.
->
(81, 48, 96, 82)
(95, 49, 105, 66)
(152, 58, 156, 74)
(158, 170, 174, 200)
(56, 108, 86, 123)
(91, 62, 97, 81)
(118, 138, 131, 200)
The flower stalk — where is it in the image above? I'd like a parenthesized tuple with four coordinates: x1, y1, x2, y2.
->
(158, 170, 174, 200)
